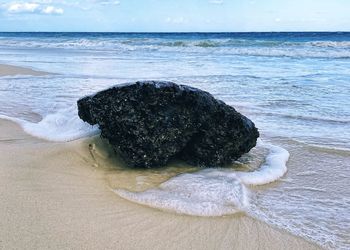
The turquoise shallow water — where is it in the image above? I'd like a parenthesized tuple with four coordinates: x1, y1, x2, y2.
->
(0, 32, 349, 249)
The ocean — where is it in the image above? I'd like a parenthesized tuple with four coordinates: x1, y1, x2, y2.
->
(0, 32, 349, 249)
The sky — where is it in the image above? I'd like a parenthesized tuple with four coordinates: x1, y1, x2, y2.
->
(0, 0, 349, 32)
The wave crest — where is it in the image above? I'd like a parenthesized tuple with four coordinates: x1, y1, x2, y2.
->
(1, 37, 350, 58)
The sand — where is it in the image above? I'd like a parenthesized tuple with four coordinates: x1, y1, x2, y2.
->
(0, 118, 323, 250)
(0, 63, 322, 249)
(0, 63, 48, 76)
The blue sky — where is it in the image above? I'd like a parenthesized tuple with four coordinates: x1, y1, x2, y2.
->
(0, 0, 349, 32)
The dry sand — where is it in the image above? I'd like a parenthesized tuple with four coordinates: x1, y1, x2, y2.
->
(0, 63, 48, 76)
(0, 118, 322, 250)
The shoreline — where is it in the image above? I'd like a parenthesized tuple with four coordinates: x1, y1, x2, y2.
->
(0, 118, 322, 250)
(0, 63, 49, 76)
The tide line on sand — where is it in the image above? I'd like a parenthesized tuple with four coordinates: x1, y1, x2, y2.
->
(115, 140, 289, 216)
(0, 106, 99, 142)
(0, 107, 289, 217)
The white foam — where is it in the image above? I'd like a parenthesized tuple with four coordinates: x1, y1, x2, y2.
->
(307, 41, 350, 48)
(1, 38, 350, 58)
(0, 106, 99, 141)
(115, 140, 289, 216)
(236, 140, 289, 185)
(116, 170, 249, 216)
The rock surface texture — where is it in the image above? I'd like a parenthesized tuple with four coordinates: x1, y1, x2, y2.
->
(77, 81, 259, 168)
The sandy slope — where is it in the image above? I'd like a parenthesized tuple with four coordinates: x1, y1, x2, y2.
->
(0, 119, 322, 250)
(0, 64, 48, 76)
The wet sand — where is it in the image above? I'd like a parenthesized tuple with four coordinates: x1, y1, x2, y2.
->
(0, 63, 48, 76)
(0, 118, 322, 250)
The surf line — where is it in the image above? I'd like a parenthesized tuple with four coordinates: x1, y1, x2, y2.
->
(114, 139, 289, 216)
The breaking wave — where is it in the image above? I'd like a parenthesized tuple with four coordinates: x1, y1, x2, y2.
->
(1, 37, 350, 58)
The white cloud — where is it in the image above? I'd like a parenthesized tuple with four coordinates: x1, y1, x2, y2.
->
(7, 3, 40, 13)
(3, 2, 64, 15)
(41, 5, 63, 14)
(0, 0, 120, 15)
(209, 0, 223, 4)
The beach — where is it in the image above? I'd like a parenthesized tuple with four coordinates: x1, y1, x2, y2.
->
(0, 32, 349, 249)
(0, 116, 321, 250)
(0, 65, 321, 249)
(0, 63, 48, 76)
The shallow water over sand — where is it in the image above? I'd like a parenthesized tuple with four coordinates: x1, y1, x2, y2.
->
(88, 135, 350, 249)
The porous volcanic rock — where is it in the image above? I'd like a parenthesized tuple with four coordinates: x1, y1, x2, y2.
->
(77, 81, 259, 168)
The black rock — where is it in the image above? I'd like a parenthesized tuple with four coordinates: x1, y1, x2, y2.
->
(77, 81, 259, 168)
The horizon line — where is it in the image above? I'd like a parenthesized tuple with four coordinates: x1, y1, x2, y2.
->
(0, 31, 350, 33)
